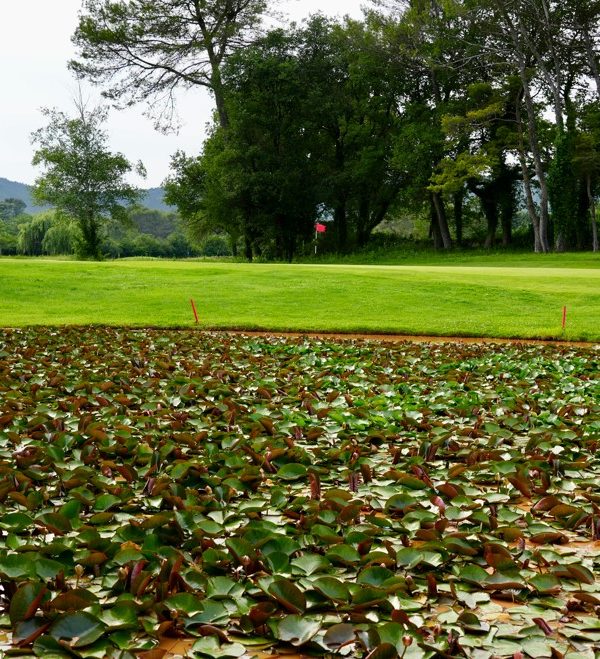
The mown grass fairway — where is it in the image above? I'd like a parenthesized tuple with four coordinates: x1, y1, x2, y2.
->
(0, 328, 598, 658)
(0, 257, 599, 340)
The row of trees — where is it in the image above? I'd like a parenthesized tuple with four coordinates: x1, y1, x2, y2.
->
(32, 0, 600, 259)
(169, 0, 600, 258)
(0, 205, 229, 259)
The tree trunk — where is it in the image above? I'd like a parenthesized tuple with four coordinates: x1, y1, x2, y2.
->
(497, 2, 551, 252)
(214, 88, 229, 130)
(431, 192, 452, 249)
(334, 199, 348, 253)
(429, 196, 443, 249)
(229, 235, 238, 258)
(515, 96, 542, 251)
(575, 179, 589, 250)
(453, 190, 464, 246)
(500, 201, 513, 246)
(195, 3, 230, 130)
(555, 229, 567, 253)
(357, 197, 370, 247)
(481, 197, 498, 249)
(519, 69, 551, 252)
(582, 24, 600, 102)
(80, 214, 100, 259)
(244, 235, 253, 262)
(206, 50, 229, 128)
(588, 174, 599, 252)
(498, 161, 514, 247)
(501, 226, 512, 247)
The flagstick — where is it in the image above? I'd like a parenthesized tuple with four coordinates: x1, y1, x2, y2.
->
(190, 298, 199, 324)
(315, 227, 318, 255)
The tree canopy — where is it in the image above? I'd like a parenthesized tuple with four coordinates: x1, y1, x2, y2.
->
(74, 0, 600, 257)
(71, 0, 268, 128)
(31, 100, 145, 259)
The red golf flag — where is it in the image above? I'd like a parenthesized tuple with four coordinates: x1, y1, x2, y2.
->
(315, 223, 327, 233)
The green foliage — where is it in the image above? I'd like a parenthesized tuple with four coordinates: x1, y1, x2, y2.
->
(0, 227, 16, 256)
(548, 132, 580, 250)
(17, 213, 55, 256)
(42, 219, 79, 256)
(0, 209, 31, 255)
(166, 30, 322, 261)
(31, 101, 145, 259)
(429, 153, 492, 194)
(164, 150, 225, 248)
(99, 206, 200, 259)
(201, 235, 232, 257)
(129, 208, 179, 239)
(0, 198, 26, 221)
(0, 328, 598, 655)
(168, 18, 408, 260)
(71, 0, 600, 255)
(15, 212, 79, 257)
(101, 229, 200, 259)
(71, 0, 267, 128)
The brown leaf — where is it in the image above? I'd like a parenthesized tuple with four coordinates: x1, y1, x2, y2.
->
(532, 618, 554, 636)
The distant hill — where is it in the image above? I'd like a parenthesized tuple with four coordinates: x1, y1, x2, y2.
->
(142, 187, 174, 212)
(0, 178, 48, 214)
(0, 177, 173, 214)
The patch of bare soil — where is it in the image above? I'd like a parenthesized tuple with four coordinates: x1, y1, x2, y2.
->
(217, 329, 596, 348)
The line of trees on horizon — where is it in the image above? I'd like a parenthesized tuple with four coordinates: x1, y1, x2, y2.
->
(0, 200, 232, 259)
(23, 0, 600, 260)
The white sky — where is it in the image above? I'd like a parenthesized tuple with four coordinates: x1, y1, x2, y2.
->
(0, 1, 366, 188)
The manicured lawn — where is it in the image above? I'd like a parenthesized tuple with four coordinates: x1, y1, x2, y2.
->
(309, 248, 600, 269)
(0, 256, 599, 340)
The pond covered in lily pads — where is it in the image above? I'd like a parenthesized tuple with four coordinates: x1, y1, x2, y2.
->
(0, 329, 598, 658)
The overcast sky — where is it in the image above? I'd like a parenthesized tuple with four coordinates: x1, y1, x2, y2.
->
(0, 1, 366, 188)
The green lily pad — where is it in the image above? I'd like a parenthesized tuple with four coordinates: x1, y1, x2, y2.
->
(323, 623, 356, 649)
(275, 614, 321, 646)
(277, 463, 308, 481)
(268, 578, 306, 614)
(10, 582, 49, 624)
(311, 576, 350, 601)
(49, 612, 106, 647)
(191, 636, 246, 657)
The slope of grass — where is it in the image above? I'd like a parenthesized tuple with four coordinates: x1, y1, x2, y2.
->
(306, 245, 600, 268)
(0, 257, 599, 340)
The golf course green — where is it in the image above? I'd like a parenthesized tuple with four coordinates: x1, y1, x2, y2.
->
(0, 257, 598, 340)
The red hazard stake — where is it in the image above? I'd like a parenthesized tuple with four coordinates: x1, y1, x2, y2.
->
(562, 306, 567, 332)
(190, 298, 199, 324)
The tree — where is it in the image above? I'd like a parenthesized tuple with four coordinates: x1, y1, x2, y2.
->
(166, 19, 409, 259)
(570, 0, 600, 102)
(163, 147, 226, 255)
(478, 0, 593, 251)
(166, 28, 324, 261)
(371, 0, 496, 249)
(573, 104, 600, 252)
(31, 100, 145, 259)
(206, 28, 322, 261)
(301, 17, 406, 250)
(0, 202, 30, 255)
(431, 82, 520, 248)
(42, 219, 79, 256)
(71, 0, 268, 129)
(0, 198, 26, 221)
(17, 213, 54, 256)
